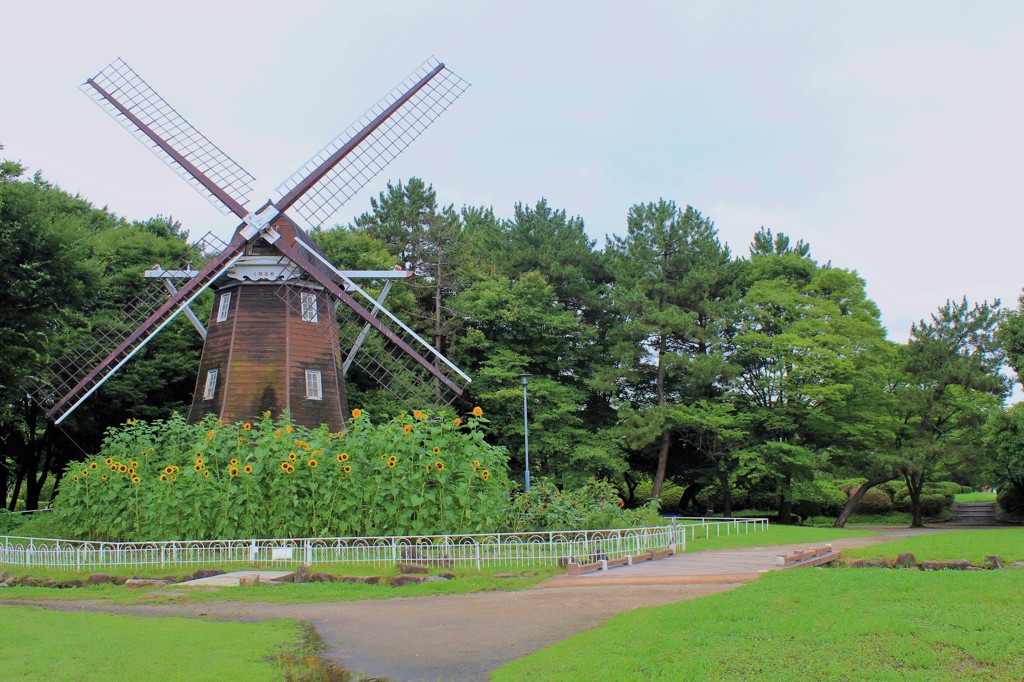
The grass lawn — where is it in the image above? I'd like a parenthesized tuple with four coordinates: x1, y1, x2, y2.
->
(679, 523, 873, 552)
(955, 492, 998, 502)
(493, 568, 1024, 681)
(0, 564, 562, 605)
(0, 605, 311, 681)
(844, 528, 1024, 565)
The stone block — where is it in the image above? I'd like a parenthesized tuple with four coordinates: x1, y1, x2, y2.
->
(87, 573, 113, 585)
(125, 579, 169, 588)
(396, 562, 429, 574)
(894, 552, 916, 568)
(391, 574, 427, 586)
(193, 568, 226, 579)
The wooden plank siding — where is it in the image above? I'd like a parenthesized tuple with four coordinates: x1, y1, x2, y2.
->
(187, 282, 347, 431)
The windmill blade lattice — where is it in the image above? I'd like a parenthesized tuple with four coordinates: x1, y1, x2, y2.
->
(82, 58, 255, 217)
(275, 57, 469, 226)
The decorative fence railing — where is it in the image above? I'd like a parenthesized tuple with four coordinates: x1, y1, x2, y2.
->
(0, 518, 768, 571)
(665, 516, 770, 542)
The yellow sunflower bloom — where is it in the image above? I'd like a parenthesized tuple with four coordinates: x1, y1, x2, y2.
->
(308, 459, 318, 468)
(275, 429, 282, 438)
(343, 465, 352, 474)
(435, 461, 445, 471)
(285, 425, 293, 434)
(104, 457, 113, 465)
(280, 462, 290, 471)
(164, 466, 174, 475)
(101, 474, 108, 481)
(432, 447, 440, 455)
(403, 424, 412, 434)
(130, 460, 139, 469)
(386, 460, 396, 468)
(89, 462, 98, 470)
(202, 470, 210, 478)
(159, 474, 167, 481)
(337, 453, 349, 463)
(288, 452, 297, 462)
(482, 470, 491, 481)
(351, 409, 362, 418)
(207, 430, 216, 441)
(230, 458, 239, 466)
(243, 422, 252, 430)
(229, 466, 239, 477)
(453, 418, 462, 427)
(72, 475, 79, 482)
(131, 476, 141, 484)
(472, 406, 483, 417)
(243, 465, 253, 474)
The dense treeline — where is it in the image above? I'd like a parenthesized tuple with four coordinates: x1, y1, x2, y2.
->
(3, 162, 1024, 526)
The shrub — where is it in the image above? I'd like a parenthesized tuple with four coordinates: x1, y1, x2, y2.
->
(854, 489, 894, 514)
(52, 409, 510, 541)
(633, 480, 684, 510)
(792, 479, 848, 517)
(504, 478, 656, 532)
(997, 484, 1024, 516)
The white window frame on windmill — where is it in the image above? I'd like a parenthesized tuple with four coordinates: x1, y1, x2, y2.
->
(203, 369, 218, 400)
(305, 369, 323, 400)
(300, 292, 319, 323)
(216, 292, 232, 323)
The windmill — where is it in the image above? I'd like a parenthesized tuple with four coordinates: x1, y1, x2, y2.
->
(32, 57, 471, 431)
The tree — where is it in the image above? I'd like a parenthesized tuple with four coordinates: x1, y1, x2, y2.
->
(603, 200, 736, 500)
(894, 298, 1009, 526)
(730, 237, 890, 523)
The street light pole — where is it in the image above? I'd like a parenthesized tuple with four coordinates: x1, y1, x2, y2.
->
(519, 373, 532, 492)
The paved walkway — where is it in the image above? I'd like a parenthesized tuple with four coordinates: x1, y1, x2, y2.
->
(1, 526, 949, 681)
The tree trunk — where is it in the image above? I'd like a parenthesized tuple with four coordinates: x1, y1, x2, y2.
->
(679, 483, 702, 513)
(8, 470, 24, 511)
(714, 467, 733, 517)
(651, 429, 671, 500)
(833, 477, 893, 528)
(623, 472, 640, 505)
(906, 471, 926, 528)
(777, 473, 793, 524)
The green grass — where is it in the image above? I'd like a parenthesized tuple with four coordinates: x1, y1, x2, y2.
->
(493, 568, 1024, 681)
(955, 492, 998, 502)
(844, 528, 1024, 565)
(0, 605, 310, 681)
(679, 523, 873, 552)
(0, 564, 562, 604)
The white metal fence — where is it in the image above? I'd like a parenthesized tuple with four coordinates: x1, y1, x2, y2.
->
(0, 516, 770, 569)
(0, 518, 768, 571)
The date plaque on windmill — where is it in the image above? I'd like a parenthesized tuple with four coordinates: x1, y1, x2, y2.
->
(33, 57, 472, 431)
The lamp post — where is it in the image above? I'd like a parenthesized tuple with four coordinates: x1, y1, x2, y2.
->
(519, 373, 532, 492)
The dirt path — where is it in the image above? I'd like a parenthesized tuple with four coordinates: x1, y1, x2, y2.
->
(1, 526, 948, 681)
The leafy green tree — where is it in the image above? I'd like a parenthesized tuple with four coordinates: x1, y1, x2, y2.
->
(603, 200, 737, 500)
(982, 404, 1024, 491)
(894, 298, 1009, 526)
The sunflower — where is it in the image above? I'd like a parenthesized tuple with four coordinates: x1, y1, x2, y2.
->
(274, 429, 282, 438)
(196, 456, 204, 466)
(118, 464, 128, 473)
(482, 470, 491, 481)
(131, 476, 141, 484)
(130, 460, 139, 469)
(207, 430, 216, 441)
(307, 459, 318, 468)
(285, 463, 295, 474)
(159, 474, 167, 481)
(434, 461, 444, 471)
(230, 458, 239, 466)
(386, 460, 396, 468)
(351, 408, 362, 418)
(473, 460, 481, 471)
(101, 474, 108, 481)
(288, 452, 297, 462)
(387, 455, 397, 463)
(343, 465, 352, 474)
(229, 466, 239, 477)
(336, 453, 349, 463)
(243, 465, 253, 474)
(110, 463, 118, 472)
(194, 463, 203, 472)
(81, 470, 88, 477)
(171, 466, 179, 473)
(416, 411, 427, 421)
(104, 457, 113, 465)
(453, 417, 462, 427)
(89, 462, 98, 470)
(285, 425, 293, 434)
(127, 468, 135, 476)
(336, 430, 344, 437)
(472, 406, 483, 417)
(302, 443, 310, 451)
(164, 465, 174, 475)
(243, 422, 252, 430)
(412, 410, 423, 420)
(72, 475, 79, 482)
(402, 424, 412, 434)
(237, 437, 244, 445)
(432, 447, 440, 455)
(202, 470, 210, 478)
(280, 462, 290, 471)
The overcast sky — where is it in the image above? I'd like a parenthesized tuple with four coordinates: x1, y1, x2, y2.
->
(3, 1, 1022, 344)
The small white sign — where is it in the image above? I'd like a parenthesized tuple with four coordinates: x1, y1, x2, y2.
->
(271, 547, 294, 560)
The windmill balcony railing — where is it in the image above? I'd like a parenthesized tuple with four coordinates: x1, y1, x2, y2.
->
(0, 519, 767, 571)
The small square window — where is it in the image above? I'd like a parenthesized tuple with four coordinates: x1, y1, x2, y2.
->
(203, 369, 218, 400)
(305, 369, 322, 400)
(217, 292, 232, 323)
(301, 292, 318, 323)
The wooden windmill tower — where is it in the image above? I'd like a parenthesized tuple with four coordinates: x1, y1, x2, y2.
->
(34, 57, 471, 431)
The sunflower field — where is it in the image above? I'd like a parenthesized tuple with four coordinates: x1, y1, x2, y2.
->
(53, 408, 510, 541)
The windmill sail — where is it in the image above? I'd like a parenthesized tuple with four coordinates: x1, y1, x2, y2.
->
(275, 57, 470, 226)
(82, 58, 254, 218)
